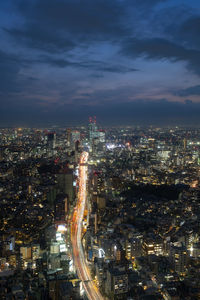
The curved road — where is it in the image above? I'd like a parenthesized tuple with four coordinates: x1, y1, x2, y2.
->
(71, 152, 104, 300)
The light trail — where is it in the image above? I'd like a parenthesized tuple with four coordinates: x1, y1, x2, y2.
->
(71, 152, 104, 300)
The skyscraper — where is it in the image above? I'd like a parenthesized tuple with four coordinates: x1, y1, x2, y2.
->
(47, 132, 56, 150)
(57, 170, 74, 206)
(88, 116, 98, 142)
(66, 128, 71, 147)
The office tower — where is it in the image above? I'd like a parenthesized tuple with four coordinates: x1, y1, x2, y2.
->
(183, 138, 187, 150)
(70, 130, 81, 151)
(71, 130, 80, 144)
(66, 128, 71, 147)
(88, 117, 105, 155)
(75, 140, 80, 152)
(143, 236, 163, 256)
(88, 116, 98, 142)
(105, 267, 128, 298)
(126, 238, 142, 260)
(98, 130, 105, 143)
(54, 193, 68, 222)
(47, 132, 56, 149)
(170, 243, 188, 274)
(57, 170, 74, 206)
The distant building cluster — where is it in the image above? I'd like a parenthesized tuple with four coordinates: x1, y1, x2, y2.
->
(0, 124, 200, 299)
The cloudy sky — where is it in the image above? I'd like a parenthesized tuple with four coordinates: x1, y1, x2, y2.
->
(1, 0, 200, 126)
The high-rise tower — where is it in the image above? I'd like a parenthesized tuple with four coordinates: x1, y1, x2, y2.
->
(88, 116, 98, 142)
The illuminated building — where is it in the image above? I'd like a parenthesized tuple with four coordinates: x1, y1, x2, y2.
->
(50, 242, 60, 254)
(105, 268, 128, 297)
(66, 128, 71, 146)
(8, 255, 16, 268)
(170, 244, 188, 274)
(71, 130, 80, 144)
(126, 238, 142, 260)
(88, 116, 98, 142)
(95, 258, 104, 287)
(143, 237, 163, 256)
(32, 244, 40, 262)
(88, 118, 105, 155)
(98, 130, 105, 143)
(113, 244, 126, 262)
(20, 247, 32, 260)
(183, 138, 187, 150)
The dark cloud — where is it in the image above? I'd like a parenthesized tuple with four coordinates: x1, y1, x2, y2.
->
(37, 56, 72, 68)
(0, 49, 43, 95)
(5, 0, 166, 52)
(179, 17, 200, 49)
(83, 62, 137, 74)
(0, 50, 22, 93)
(5, 0, 129, 53)
(150, 5, 193, 39)
(175, 85, 200, 97)
(0, 0, 200, 126)
(38, 56, 138, 73)
(4, 25, 75, 53)
(125, 0, 168, 14)
(122, 37, 200, 75)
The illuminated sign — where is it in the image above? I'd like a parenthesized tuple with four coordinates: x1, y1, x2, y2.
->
(57, 225, 67, 232)
(99, 248, 105, 258)
(56, 232, 63, 241)
(69, 259, 74, 272)
(60, 244, 67, 252)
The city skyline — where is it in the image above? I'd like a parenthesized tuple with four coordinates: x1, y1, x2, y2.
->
(1, 125, 200, 299)
(1, 0, 200, 125)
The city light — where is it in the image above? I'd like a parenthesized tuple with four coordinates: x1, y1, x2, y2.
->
(60, 244, 67, 252)
(56, 232, 63, 241)
(1, 0, 200, 297)
(57, 225, 67, 232)
(1, 124, 200, 299)
(98, 248, 105, 259)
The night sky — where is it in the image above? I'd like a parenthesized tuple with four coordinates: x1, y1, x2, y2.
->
(1, 0, 200, 126)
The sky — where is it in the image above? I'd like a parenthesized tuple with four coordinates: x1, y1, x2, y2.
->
(1, 0, 200, 126)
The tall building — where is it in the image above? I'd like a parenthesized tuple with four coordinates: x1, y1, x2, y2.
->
(183, 138, 187, 150)
(126, 237, 142, 260)
(71, 130, 80, 144)
(105, 267, 129, 298)
(88, 117, 105, 155)
(47, 132, 56, 149)
(57, 170, 74, 206)
(88, 116, 98, 142)
(143, 236, 163, 256)
(54, 193, 68, 222)
(95, 258, 104, 287)
(66, 128, 71, 147)
(45, 132, 56, 156)
(20, 246, 32, 260)
(70, 130, 81, 151)
(170, 243, 188, 274)
(98, 130, 105, 143)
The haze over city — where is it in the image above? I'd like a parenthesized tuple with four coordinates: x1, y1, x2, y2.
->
(1, 0, 200, 126)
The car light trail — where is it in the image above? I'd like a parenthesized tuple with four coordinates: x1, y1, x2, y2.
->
(71, 152, 104, 300)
